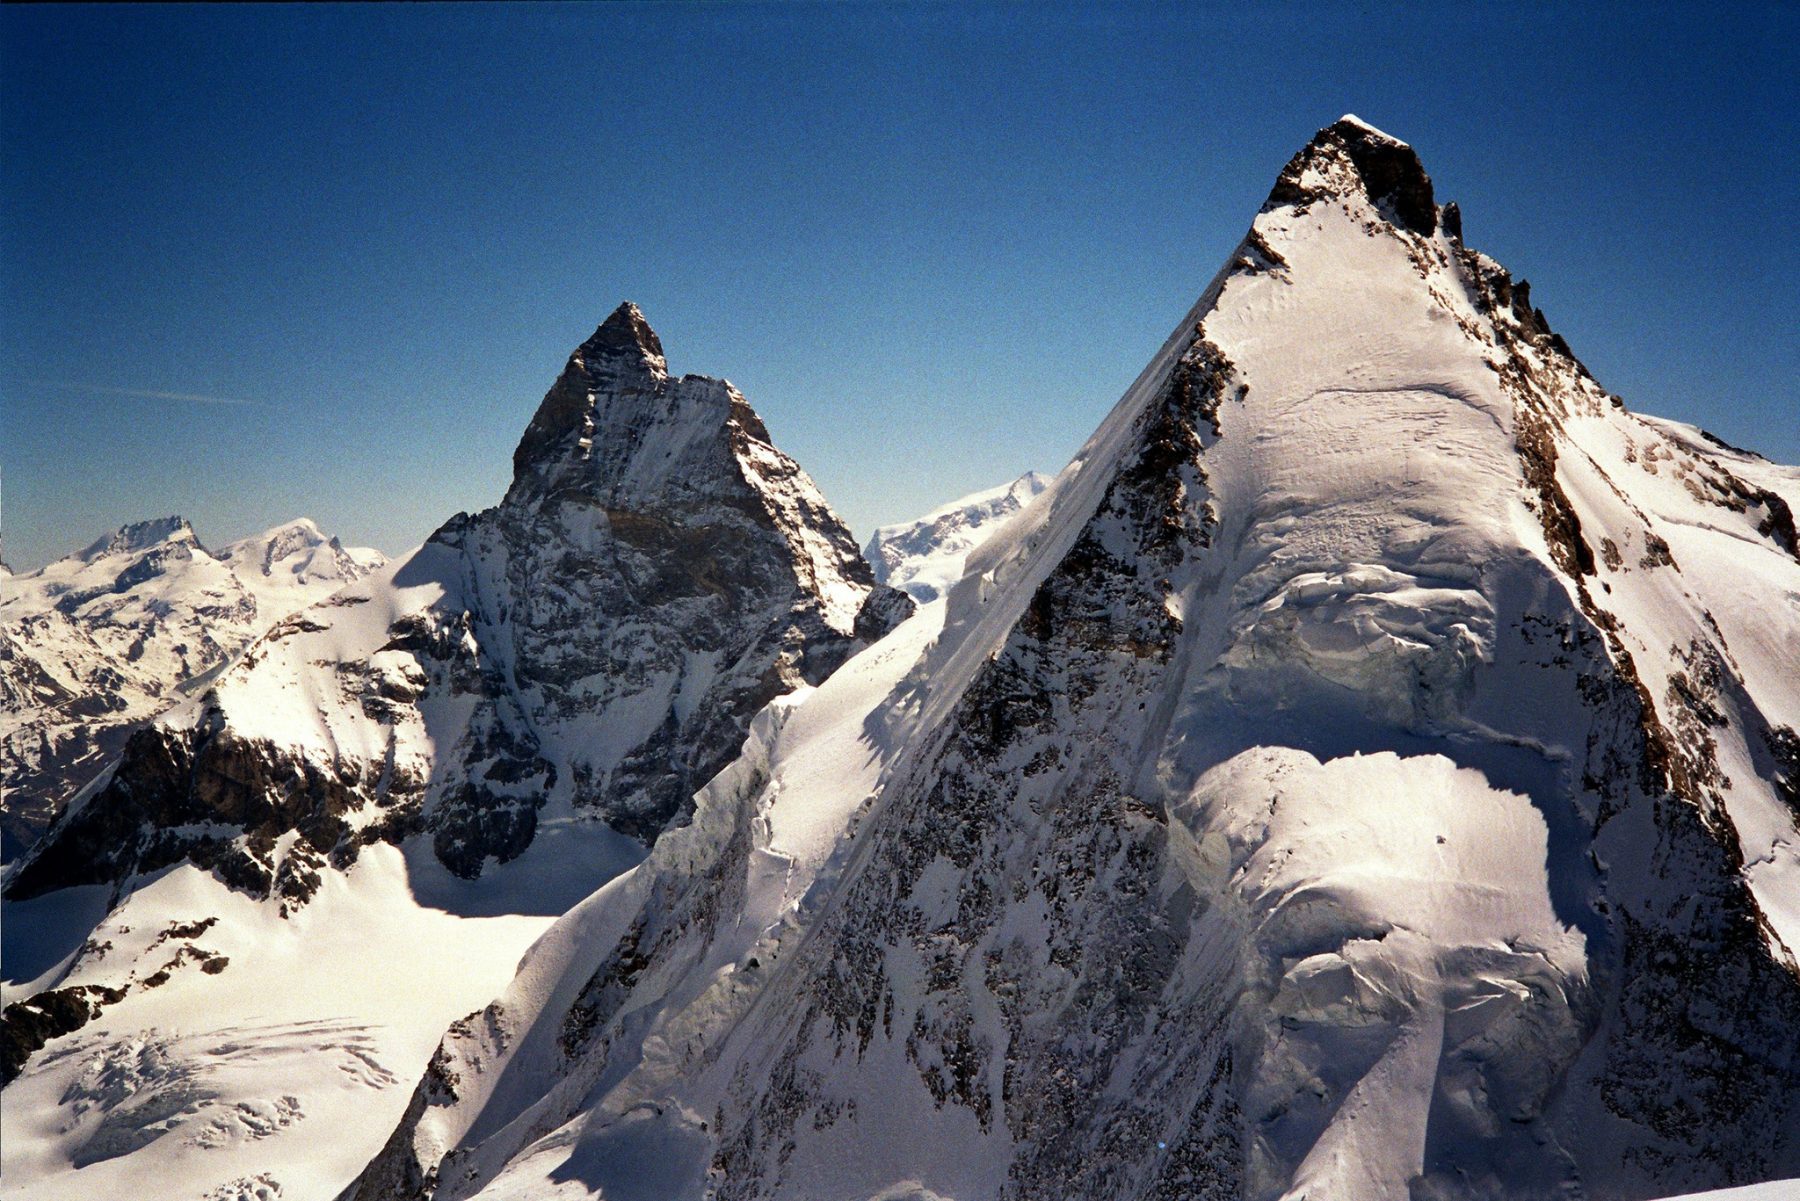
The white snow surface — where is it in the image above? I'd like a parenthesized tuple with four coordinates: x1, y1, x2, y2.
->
(0, 517, 384, 855)
(0, 827, 641, 1200)
(865, 472, 1053, 603)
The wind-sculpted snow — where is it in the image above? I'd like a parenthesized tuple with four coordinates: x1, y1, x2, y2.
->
(348, 117, 1800, 1201)
(1170, 750, 1590, 1199)
(0, 518, 384, 860)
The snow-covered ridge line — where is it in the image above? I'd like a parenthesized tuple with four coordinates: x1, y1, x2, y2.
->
(1, 516, 386, 861)
(341, 115, 1800, 1201)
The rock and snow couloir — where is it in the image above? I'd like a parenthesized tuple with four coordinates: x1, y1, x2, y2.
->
(341, 117, 1800, 1201)
(0, 517, 385, 860)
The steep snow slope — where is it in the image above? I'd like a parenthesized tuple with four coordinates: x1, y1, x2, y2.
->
(0, 518, 384, 860)
(867, 473, 1053, 602)
(352, 118, 1800, 1201)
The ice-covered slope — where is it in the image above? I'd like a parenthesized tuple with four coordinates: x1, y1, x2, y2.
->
(0, 518, 384, 860)
(867, 472, 1053, 602)
(350, 118, 1800, 1201)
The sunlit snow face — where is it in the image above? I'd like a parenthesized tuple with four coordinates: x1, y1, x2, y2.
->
(1169, 747, 1590, 1198)
(1194, 196, 1528, 732)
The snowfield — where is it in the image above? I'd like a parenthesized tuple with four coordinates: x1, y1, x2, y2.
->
(1, 826, 641, 1200)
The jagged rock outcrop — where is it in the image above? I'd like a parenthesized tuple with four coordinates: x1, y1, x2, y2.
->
(6, 304, 910, 904)
(348, 118, 1800, 1201)
(0, 517, 384, 860)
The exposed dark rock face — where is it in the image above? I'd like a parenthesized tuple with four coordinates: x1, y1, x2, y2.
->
(1266, 114, 1438, 236)
(6, 713, 377, 903)
(8, 304, 909, 904)
(707, 339, 1235, 1200)
(1, 985, 126, 1085)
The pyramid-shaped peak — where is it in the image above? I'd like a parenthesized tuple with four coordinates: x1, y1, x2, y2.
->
(1267, 115, 1438, 237)
(578, 301, 666, 367)
(511, 304, 674, 484)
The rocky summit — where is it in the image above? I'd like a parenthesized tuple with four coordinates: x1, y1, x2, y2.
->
(5, 303, 911, 904)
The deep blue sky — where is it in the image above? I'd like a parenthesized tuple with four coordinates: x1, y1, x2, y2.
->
(4, 3, 1795, 569)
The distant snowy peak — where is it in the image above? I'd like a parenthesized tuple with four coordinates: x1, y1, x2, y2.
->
(867, 470, 1053, 601)
(0, 516, 383, 861)
(220, 517, 369, 580)
(74, 514, 201, 563)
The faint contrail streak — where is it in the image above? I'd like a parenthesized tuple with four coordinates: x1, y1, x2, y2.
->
(23, 380, 263, 407)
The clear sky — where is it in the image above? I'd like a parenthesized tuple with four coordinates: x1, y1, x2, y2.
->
(3, 2, 1795, 570)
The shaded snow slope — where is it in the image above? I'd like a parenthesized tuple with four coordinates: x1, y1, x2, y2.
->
(0, 518, 384, 860)
(867, 472, 1053, 603)
(350, 117, 1800, 1201)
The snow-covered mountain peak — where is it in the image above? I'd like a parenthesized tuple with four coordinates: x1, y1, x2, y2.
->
(501, 303, 885, 635)
(75, 515, 199, 563)
(218, 517, 378, 583)
(8, 301, 907, 903)
(325, 119, 1800, 1201)
(867, 470, 1054, 602)
(1266, 112, 1438, 235)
